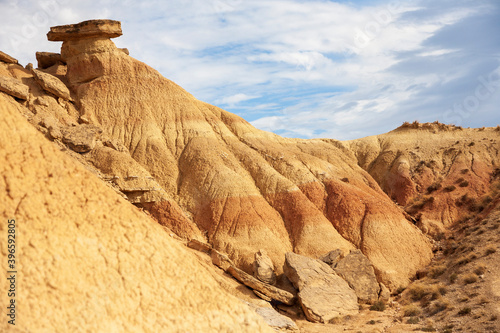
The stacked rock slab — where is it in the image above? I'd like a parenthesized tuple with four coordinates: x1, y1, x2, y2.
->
(284, 252, 358, 323)
(43, 19, 433, 290)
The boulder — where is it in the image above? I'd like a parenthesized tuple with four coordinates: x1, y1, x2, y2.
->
(227, 265, 296, 306)
(36, 52, 64, 69)
(254, 249, 277, 285)
(0, 50, 18, 64)
(284, 252, 358, 323)
(31, 68, 71, 100)
(319, 249, 343, 266)
(47, 19, 122, 41)
(333, 249, 380, 304)
(0, 76, 29, 100)
(61, 124, 102, 153)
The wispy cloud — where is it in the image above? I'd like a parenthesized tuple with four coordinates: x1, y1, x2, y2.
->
(1, 0, 498, 139)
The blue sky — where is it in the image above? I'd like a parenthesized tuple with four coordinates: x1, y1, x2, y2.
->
(1, 0, 499, 139)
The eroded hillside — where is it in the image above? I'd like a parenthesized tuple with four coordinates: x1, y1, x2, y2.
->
(0, 19, 499, 333)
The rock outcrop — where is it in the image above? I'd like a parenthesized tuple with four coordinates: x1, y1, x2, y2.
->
(333, 249, 380, 304)
(36, 19, 433, 290)
(0, 93, 273, 333)
(284, 252, 358, 323)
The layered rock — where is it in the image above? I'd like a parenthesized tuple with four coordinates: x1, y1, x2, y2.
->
(0, 93, 272, 332)
(284, 252, 358, 323)
(39, 19, 433, 290)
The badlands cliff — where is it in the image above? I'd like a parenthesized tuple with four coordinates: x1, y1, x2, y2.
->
(0, 20, 498, 332)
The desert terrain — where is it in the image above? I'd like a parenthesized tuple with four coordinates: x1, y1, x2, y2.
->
(0, 20, 498, 332)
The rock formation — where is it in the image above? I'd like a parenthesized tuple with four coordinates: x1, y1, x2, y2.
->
(0, 18, 498, 330)
(284, 252, 359, 323)
(29, 19, 433, 290)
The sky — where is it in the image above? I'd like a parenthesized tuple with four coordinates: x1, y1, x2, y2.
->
(0, 0, 499, 140)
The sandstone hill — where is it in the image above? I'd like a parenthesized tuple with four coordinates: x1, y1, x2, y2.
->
(345, 122, 500, 236)
(0, 19, 499, 332)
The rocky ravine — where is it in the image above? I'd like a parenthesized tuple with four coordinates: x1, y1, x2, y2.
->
(0, 19, 498, 332)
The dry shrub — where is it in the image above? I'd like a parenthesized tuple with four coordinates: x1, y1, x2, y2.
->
(474, 263, 487, 275)
(456, 253, 477, 266)
(485, 245, 497, 256)
(407, 317, 420, 324)
(427, 182, 442, 193)
(449, 273, 458, 284)
(459, 180, 469, 187)
(429, 265, 446, 278)
(463, 273, 478, 284)
(403, 304, 421, 317)
(429, 300, 449, 315)
(369, 300, 386, 312)
(444, 185, 456, 192)
(406, 284, 441, 302)
(458, 307, 472, 316)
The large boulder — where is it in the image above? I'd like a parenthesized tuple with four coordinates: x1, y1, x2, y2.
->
(254, 249, 277, 285)
(284, 252, 358, 323)
(333, 249, 380, 304)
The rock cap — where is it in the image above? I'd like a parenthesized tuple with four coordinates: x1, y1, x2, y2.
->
(47, 19, 122, 41)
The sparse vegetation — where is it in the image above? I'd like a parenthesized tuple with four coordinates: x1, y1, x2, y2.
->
(463, 274, 478, 284)
(429, 300, 449, 315)
(429, 265, 446, 278)
(449, 273, 458, 284)
(427, 182, 442, 193)
(403, 304, 422, 317)
(473, 264, 486, 276)
(485, 245, 497, 256)
(444, 185, 456, 192)
(407, 316, 420, 324)
(459, 180, 469, 187)
(458, 307, 472, 316)
(369, 300, 386, 312)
